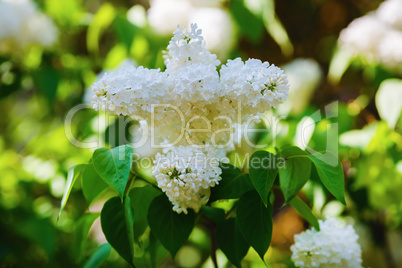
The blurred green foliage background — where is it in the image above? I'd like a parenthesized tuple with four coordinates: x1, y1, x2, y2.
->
(0, 0, 401, 267)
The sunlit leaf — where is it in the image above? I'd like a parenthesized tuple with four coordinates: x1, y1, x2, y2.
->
(130, 34, 149, 62)
(45, 0, 84, 27)
(113, 15, 138, 51)
(289, 197, 319, 230)
(92, 145, 133, 199)
(87, 3, 116, 53)
(104, 44, 128, 69)
(58, 164, 86, 220)
(307, 152, 345, 205)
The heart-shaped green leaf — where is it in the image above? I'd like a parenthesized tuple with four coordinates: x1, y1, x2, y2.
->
(129, 185, 162, 242)
(147, 194, 195, 258)
(73, 213, 100, 260)
(100, 197, 135, 267)
(216, 218, 250, 268)
(307, 152, 345, 205)
(236, 190, 273, 261)
(82, 163, 109, 205)
(93, 145, 133, 199)
(209, 163, 254, 202)
(249, 151, 279, 206)
(289, 196, 320, 230)
(279, 146, 311, 203)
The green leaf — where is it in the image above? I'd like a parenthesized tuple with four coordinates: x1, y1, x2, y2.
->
(58, 164, 86, 220)
(148, 232, 159, 268)
(93, 145, 133, 199)
(100, 197, 135, 266)
(87, 3, 116, 53)
(279, 147, 311, 203)
(216, 218, 249, 268)
(44, 0, 84, 27)
(113, 15, 138, 51)
(73, 213, 100, 260)
(236, 190, 273, 260)
(230, 0, 264, 42)
(307, 152, 346, 205)
(84, 243, 112, 268)
(125, 196, 135, 258)
(249, 151, 279, 206)
(201, 206, 226, 223)
(82, 164, 109, 205)
(289, 197, 320, 231)
(33, 65, 60, 105)
(209, 163, 254, 202)
(128, 186, 162, 243)
(147, 194, 195, 258)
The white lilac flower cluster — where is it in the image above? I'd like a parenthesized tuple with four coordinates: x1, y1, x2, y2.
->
(90, 24, 289, 213)
(338, 0, 402, 71)
(147, 0, 234, 59)
(0, 0, 58, 54)
(152, 145, 225, 214)
(290, 217, 363, 268)
(91, 24, 289, 147)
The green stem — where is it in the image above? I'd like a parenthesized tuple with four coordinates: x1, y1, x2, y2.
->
(123, 170, 136, 196)
(129, 169, 161, 191)
(225, 203, 237, 219)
